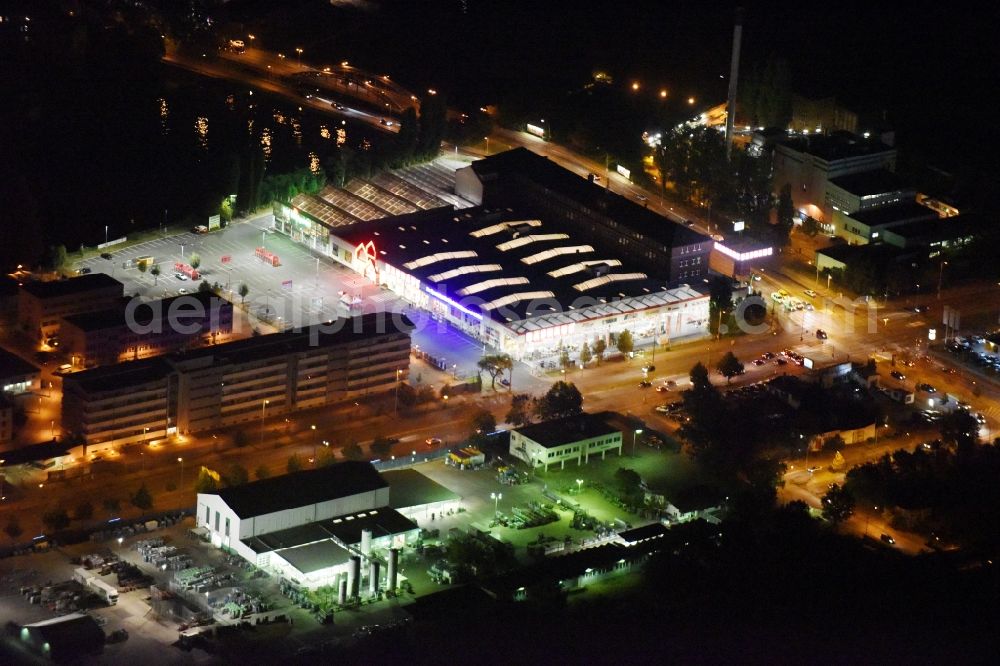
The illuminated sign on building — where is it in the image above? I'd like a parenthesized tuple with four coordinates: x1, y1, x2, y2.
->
(733, 220, 745, 232)
(354, 241, 379, 281)
(616, 164, 631, 179)
(712, 243, 773, 262)
(424, 286, 483, 321)
(526, 123, 545, 138)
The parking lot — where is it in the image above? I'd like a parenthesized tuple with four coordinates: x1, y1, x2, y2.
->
(72, 216, 499, 380)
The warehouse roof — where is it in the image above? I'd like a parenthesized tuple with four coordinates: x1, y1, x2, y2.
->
(382, 468, 461, 509)
(274, 539, 352, 574)
(618, 522, 670, 545)
(882, 212, 985, 244)
(21, 613, 105, 657)
(19, 273, 123, 299)
(828, 169, 909, 197)
(469, 147, 709, 249)
(514, 413, 619, 448)
(330, 206, 704, 323)
(774, 131, 895, 162)
(210, 461, 388, 519)
(322, 506, 418, 545)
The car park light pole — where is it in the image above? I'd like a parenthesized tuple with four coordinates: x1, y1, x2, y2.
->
(259, 399, 269, 447)
(633, 429, 643, 457)
(491, 492, 502, 518)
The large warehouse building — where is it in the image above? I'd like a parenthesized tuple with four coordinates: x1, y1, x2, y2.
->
(272, 148, 710, 360)
(62, 313, 412, 451)
(198, 462, 459, 590)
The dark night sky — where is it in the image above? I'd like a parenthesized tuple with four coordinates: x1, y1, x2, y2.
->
(272, 0, 996, 172)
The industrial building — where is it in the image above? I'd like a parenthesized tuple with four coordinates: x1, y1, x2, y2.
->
(271, 149, 710, 361)
(509, 413, 622, 471)
(834, 201, 939, 246)
(17, 273, 124, 344)
(381, 468, 462, 520)
(768, 131, 897, 228)
(60, 291, 234, 367)
(198, 462, 451, 590)
(61, 313, 412, 451)
(455, 148, 713, 284)
(17, 613, 106, 661)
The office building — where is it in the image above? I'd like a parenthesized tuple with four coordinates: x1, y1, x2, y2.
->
(17, 274, 124, 344)
(509, 413, 622, 471)
(0, 346, 40, 395)
(61, 314, 412, 451)
(60, 291, 234, 367)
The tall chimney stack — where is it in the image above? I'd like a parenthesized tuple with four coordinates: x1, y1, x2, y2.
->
(725, 7, 744, 160)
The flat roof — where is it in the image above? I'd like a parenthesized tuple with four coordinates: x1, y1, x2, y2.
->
(816, 242, 893, 264)
(618, 522, 669, 545)
(62, 291, 229, 332)
(0, 346, 39, 379)
(60, 312, 412, 393)
(330, 205, 704, 324)
(19, 273, 123, 299)
(828, 169, 909, 197)
(208, 461, 388, 519)
(470, 148, 710, 249)
(883, 212, 984, 242)
(241, 506, 417, 556)
(0, 440, 71, 466)
(274, 539, 352, 574)
(382, 468, 461, 509)
(847, 201, 937, 227)
(774, 131, 895, 162)
(671, 484, 724, 513)
(514, 413, 619, 448)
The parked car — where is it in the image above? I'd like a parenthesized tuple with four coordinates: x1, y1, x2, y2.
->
(425, 437, 442, 449)
(175, 273, 188, 281)
(815, 329, 828, 339)
(100, 252, 113, 260)
(642, 365, 656, 372)
(880, 534, 896, 545)
(192, 225, 208, 234)
(78, 267, 92, 274)
(638, 380, 652, 388)
(917, 383, 937, 393)
(804, 289, 817, 298)
(890, 370, 906, 381)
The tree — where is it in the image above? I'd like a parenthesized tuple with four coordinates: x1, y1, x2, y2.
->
(776, 183, 795, 244)
(593, 338, 607, 365)
(477, 354, 513, 390)
(506, 393, 533, 427)
(371, 436, 395, 458)
(47, 244, 68, 271)
(534, 381, 583, 421)
(194, 467, 219, 493)
(579, 341, 593, 366)
(802, 217, 820, 237)
(397, 382, 417, 409)
(223, 463, 249, 487)
(137, 260, 148, 274)
(238, 283, 249, 304)
(188, 253, 201, 270)
(287, 454, 303, 473)
(616, 329, 634, 357)
(716, 351, 745, 384)
(74, 500, 94, 521)
(42, 508, 71, 533)
(150, 264, 160, 284)
(343, 443, 364, 461)
(3, 517, 22, 543)
(255, 464, 270, 480)
(131, 484, 153, 511)
(821, 483, 855, 524)
(198, 280, 212, 293)
(939, 410, 980, 453)
(471, 409, 497, 437)
(614, 468, 644, 506)
(822, 434, 846, 452)
(102, 497, 121, 516)
(559, 349, 572, 371)
(708, 276, 734, 313)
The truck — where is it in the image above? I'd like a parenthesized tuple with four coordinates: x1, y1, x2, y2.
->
(74, 567, 119, 605)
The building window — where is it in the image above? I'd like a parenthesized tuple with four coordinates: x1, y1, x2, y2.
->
(224, 518, 230, 537)
(205, 506, 210, 524)
(214, 511, 220, 532)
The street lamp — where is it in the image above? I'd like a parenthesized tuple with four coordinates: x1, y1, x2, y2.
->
(259, 399, 270, 446)
(687, 96, 696, 105)
(295, 47, 303, 67)
(177, 457, 185, 489)
(937, 260, 948, 300)
(576, 478, 583, 494)
(633, 429, 643, 456)
(659, 89, 668, 99)
(484, 136, 489, 155)
(394, 369, 402, 415)
(490, 491, 502, 518)
(310, 424, 317, 462)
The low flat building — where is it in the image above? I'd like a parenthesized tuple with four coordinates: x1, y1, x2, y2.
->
(0, 346, 40, 395)
(18, 612, 105, 661)
(510, 413, 622, 471)
(61, 313, 412, 450)
(60, 291, 234, 367)
(825, 169, 913, 218)
(834, 201, 939, 245)
(17, 273, 124, 344)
